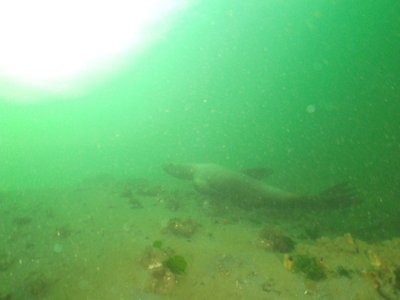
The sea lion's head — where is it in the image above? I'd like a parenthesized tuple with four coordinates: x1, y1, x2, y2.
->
(162, 163, 195, 180)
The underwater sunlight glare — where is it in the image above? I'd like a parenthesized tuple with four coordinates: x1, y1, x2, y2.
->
(0, 0, 188, 103)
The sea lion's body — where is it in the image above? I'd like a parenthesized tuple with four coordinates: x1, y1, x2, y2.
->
(162, 163, 356, 209)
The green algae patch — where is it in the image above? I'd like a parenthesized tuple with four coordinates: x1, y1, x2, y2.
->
(395, 268, 400, 289)
(152, 240, 163, 249)
(293, 255, 326, 281)
(163, 255, 187, 275)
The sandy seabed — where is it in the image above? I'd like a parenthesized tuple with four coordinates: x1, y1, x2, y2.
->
(1, 176, 399, 300)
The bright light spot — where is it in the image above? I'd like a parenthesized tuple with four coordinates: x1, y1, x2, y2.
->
(0, 0, 190, 103)
(306, 104, 316, 113)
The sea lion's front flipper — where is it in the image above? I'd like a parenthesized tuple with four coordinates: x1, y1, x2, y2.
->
(241, 168, 274, 180)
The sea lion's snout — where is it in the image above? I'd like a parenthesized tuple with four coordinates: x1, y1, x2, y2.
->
(162, 163, 194, 180)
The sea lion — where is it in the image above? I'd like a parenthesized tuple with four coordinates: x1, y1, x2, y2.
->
(162, 162, 357, 209)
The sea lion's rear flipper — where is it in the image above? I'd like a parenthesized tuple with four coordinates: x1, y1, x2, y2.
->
(241, 168, 274, 180)
(315, 182, 359, 209)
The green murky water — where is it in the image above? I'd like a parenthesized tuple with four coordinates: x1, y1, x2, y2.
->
(1, 0, 399, 299)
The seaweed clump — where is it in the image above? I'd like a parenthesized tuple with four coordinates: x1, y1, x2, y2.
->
(141, 244, 188, 294)
(152, 240, 163, 249)
(395, 268, 400, 290)
(293, 255, 326, 281)
(259, 227, 295, 253)
(304, 225, 321, 240)
(163, 255, 187, 275)
(337, 266, 353, 278)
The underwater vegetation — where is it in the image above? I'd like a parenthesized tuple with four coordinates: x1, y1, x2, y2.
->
(395, 268, 400, 289)
(152, 240, 163, 249)
(362, 267, 400, 300)
(163, 255, 188, 275)
(304, 225, 321, 240)
(336, 266, 353, 278)
(292, 255, 326, 281)
(140, 242, 188, 294)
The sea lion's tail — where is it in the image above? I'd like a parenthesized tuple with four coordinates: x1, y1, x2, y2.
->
(292, 182, 359, 210)
(315, 182, 360, 209)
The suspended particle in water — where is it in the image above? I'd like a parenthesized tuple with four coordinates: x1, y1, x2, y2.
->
(306, 104, 316, 113)
(53, 243, 63, 253)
